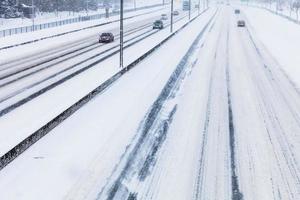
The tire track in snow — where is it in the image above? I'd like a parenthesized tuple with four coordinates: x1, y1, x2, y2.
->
(242, 12, 300, 126)
(0, 13, 193, 117)
(0, 8, 211, 172)
(96, 12, 217, 200)
(235, 12, 300, 198)
(193, 10, 223, 200)
(0, 22, 151, 79)
(0, 5, 165, 51)
(193, 9, 243, 200)
(225, 27, 243, 200)
(244, 12, 300, 187)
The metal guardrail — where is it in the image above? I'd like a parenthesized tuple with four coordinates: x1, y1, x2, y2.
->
(0, 4, 163, 38)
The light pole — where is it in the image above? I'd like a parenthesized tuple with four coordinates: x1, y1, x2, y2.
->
(170, 0, 174, 32)
(56, 0, 58, 17)
(31, 0, 34, 31)
(86, 0, 89, 15)
(198, 0, 201, 14)
(189, 0, 191, 20)
(120, 0, 124, 68)
(134, 0, 136, 11)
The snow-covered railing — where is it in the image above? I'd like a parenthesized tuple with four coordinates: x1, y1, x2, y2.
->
(0, 4, 163, 38)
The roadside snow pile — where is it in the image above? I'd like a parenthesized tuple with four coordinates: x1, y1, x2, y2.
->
(243, 6, 300, 88)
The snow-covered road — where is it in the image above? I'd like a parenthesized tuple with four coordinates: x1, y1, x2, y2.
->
(0, 8, 205, 159)
(0, 7, 216, 200)
(0, 5, 300, 200)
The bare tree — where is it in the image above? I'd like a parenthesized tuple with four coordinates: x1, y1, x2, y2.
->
(293, 0, 300, 20)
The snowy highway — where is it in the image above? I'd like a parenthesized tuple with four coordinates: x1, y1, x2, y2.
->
(0, 6, 203, 159)
(0, 3, 300, 200)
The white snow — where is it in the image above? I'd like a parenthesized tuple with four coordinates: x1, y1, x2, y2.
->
(0, 8, 215, 200)
(0, 8, 204, 158)
(240, 6, 300, 88)
(1, 4, 300, 200)
(0, 0, 164, 30)
(0, 5, 167, 52)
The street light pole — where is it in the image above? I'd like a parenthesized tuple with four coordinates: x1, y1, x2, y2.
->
(134, 0, 136, 11)
(170, 0, 174, 32)
(189, 0, 191, 20)
(198, 0, 201, 14)
(86, 0, 89, 15)
(31, 0, 34, 31)
(120, 0, 124, 68)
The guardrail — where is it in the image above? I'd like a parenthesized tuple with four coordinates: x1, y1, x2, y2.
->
(0, 4, 163, 38)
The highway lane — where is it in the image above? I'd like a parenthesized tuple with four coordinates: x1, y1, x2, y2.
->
(0, 10, 191, 115)
(93, 6, 300, 200)
(128, 8, 234, 200)
(135, 6, 300, 200)
(0, 12, 162, 70)
(0, 5, 299, 200)
(0, 9, 212, 165)
(229, 8, 300, 199)
(0, 5, 170, 65)
(0, 9, 216, 200)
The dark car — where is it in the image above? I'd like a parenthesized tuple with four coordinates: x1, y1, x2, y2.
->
(153, 20, 164, 29)
(99, 32, 114, 43)
(235, 9, 240, 14)
(237, 20, 245, 27)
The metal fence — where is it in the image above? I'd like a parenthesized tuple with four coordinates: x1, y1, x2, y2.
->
(0, 4, 163, 38)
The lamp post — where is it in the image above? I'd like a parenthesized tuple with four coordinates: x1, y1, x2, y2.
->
(189, 0, 191, 20)
(31, 0, 35, 31)
(170, 0, 174, 32)
(134, 0, 136, 10)
(120, 0, 124, 68)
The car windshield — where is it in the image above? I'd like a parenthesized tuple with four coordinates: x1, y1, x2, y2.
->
(101, 33, 110, 36)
